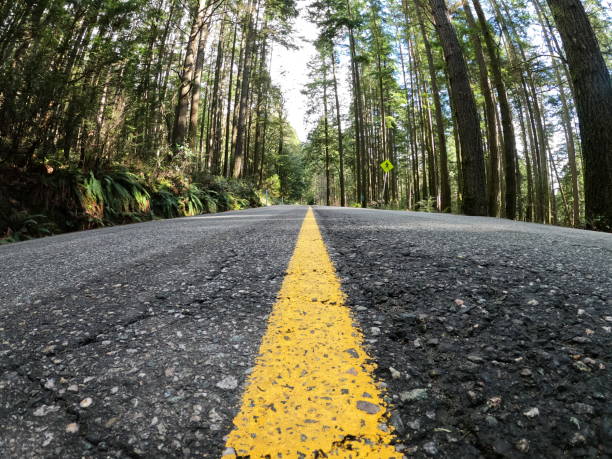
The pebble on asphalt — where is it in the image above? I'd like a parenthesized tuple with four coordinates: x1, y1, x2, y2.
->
(216, 375, 239, 390)
(400, 388, 428, 402)
(79, 397, 93, 408)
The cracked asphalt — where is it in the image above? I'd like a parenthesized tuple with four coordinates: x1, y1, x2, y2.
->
(1, 205, 611, 458)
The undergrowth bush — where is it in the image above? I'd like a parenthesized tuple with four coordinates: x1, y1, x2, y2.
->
(415, 197, 437, 213)
(0, 163, 263, 243)
(0, 212, 57, 244)
(192, 173, 260, 211)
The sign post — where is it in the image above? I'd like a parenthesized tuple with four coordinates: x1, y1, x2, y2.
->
(380, 160, 394, 203)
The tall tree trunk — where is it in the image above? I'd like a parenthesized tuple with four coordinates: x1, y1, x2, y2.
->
(206, 15, 226, 174)
(415, 0, 451, 212)
(232, 0, 258, 179)
(252, 30, 268, 181)
(462, 0, 498, 216)
(517, 99, 534, 222)
(489, 0, 549, 222)
(429, 0, 487, 216)
(472, 0, 517, 219)
(171, 0, 207, 152)
(348, 25, 366, 207)
(189, 21, 211, 151)
(258, 44, 273, 187)
(323, 63, 331, 206)
(229, 24, 246, 176)
(548, 0, 612, 229)
(528, 74, 552, 223)
(396, 32, 416, 207)
(223, 20, 239, 177)
(331, 46, 346, 207)
(405, 29, 421, 204)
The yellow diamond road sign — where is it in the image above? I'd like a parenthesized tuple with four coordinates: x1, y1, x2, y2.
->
(380, 160, 394, 173)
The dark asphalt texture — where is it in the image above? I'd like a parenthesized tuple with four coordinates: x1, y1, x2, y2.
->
(316, 207, 612, 458)
(1, 205, 610, 458)
(0, 206, 305, 458)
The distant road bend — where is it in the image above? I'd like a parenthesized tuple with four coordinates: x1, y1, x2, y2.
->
(1, 206, 610, 458)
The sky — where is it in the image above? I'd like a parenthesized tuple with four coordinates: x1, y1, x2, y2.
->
(270, 3, 319, 142)
(270, 2, 353, 142)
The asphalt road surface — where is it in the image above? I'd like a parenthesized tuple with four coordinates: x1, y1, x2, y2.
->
(1, 206, 610, 458)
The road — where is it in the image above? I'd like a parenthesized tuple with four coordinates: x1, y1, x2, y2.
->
(0, 206, 610, 458)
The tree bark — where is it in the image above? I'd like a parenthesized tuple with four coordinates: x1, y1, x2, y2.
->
(462, 0, 498, 216)
(232, 0, 258, 179)
(472, 0, 517, 220)
(545, 1, 609, 228)
(223, 20, 239, 177)
(348, 25, 366, 207)
(171, 0, 207, 152)
(429, 0, 487, 216)
(189, 21, 211, 151)
(323, 62, 331, 206)
(331, 46, 346, 207)
(535, 4, 580, 226)
(415, 1, 451, 212)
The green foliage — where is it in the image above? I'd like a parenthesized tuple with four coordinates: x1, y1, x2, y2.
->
(201, 190, 219, 213)
(206, 177, 260, 211)
(0, 163, 264, 244)
(76, 170, 152, 224)
(415, 197, 437, 213)
(179, 184, 204, 216)
(0, 212, 57, 244)
(150, 188, 180, 219)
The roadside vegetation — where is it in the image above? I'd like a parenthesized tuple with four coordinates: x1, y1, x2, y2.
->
(0, 0, 305, 243)
(0, 163, 263, 244)
(1, 0, 610, 236)
(301, 0, 611, 230)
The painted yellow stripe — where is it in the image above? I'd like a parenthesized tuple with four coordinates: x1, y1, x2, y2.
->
(222, 207, 398, 458)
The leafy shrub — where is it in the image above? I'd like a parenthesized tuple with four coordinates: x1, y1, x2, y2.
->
(0, 212, 57, 244)
(204, 176, 261, 211)
(201, 190, 218, 213)
(79, 172, 105, 222)
(150, 188, 180, 218)
(102, 170, 150, 215)
(179, 184, 204, 216)
(415, 197, 437, 213)
(1, 162, 265, 244)
(76, 169, 152, 224)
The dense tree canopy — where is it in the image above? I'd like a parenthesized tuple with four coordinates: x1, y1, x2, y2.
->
(302, 0, 611, 229)
(1, 0, 611, 237)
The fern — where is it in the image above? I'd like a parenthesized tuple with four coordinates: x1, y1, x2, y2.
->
(151, 189, 179, 218)
(1, 212, 56, 243)
(78, 172, 104, 219)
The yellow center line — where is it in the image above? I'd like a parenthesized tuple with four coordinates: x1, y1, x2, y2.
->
(222, 207, 398, 458)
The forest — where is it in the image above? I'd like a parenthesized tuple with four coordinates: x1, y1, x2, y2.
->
(1, 0, 611, 242)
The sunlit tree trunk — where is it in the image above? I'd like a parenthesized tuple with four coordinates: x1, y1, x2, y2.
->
(171, 0, 207, 152)
(430, 0, 487, 215)
(547, 0, 612, 229)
